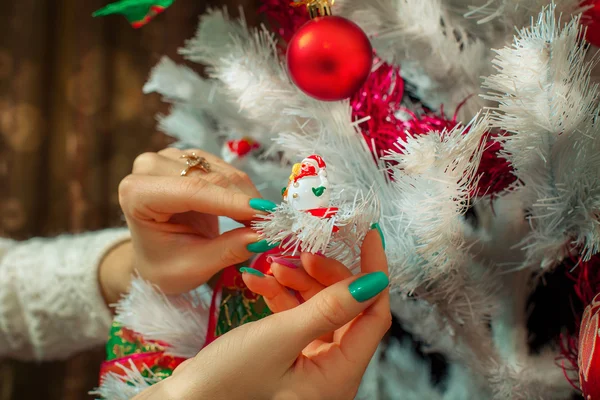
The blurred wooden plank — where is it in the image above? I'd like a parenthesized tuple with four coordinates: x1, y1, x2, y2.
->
(0, 0, 52, 239)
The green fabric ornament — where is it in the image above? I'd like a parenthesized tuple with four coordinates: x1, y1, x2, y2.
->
(105, 322, 165, 361)
(215, 288, 272, 337)
(92, 0, 174, 28)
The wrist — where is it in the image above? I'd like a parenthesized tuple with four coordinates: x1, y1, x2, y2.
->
(99, 239, 135, 307)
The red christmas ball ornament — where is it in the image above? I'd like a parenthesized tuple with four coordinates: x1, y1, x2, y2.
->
(579, 293, 600, 399)
(286, 15, 373, 101)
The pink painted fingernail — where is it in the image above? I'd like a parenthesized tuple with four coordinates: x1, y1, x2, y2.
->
(268, 256, 298, 269)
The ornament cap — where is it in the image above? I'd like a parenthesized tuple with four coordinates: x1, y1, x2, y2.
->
(292, 0, 333, 19)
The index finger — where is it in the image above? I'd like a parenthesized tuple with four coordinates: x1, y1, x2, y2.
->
(300, 253, 353, 286)
(337, 229, 390, 364)
(119, 174, 277, 222)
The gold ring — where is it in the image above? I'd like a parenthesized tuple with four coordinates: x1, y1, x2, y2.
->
(180, 152, 211, 176)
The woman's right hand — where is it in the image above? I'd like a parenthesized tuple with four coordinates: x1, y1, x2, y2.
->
(108, 148, 278, 299)
(134, 229, 390, 400)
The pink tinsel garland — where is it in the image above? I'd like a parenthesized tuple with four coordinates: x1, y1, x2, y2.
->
(351, 60, 405, 157)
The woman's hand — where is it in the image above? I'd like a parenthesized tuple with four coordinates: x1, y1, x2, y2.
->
(100, 148, 278, 303)
(139, 229, 390, 400)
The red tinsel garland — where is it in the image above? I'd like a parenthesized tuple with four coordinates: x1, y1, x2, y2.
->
(474, 136, 518, 199)
(259, 0, 309, 43)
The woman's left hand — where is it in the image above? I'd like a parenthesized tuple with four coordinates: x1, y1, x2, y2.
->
(101, 148, 275, 303)
(134, 229, 390, 400)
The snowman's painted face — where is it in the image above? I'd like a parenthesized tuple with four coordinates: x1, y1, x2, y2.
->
(300, 161, 317, 176)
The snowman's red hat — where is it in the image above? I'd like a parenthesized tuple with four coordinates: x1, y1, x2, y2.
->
(302, 155, 326, 169)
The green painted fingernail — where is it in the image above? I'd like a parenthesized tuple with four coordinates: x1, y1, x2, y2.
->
(240, 267, 265, 277)
(247, 240, 280, 253)
(249, 198, 278, 212)
(371, 222, 386, 250)
(348, 272, 389, 302)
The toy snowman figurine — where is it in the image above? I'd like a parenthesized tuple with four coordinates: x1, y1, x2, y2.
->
(282, 154, 337, 218)
(249, 154, 339, 271)
(252, 153, 378, 271)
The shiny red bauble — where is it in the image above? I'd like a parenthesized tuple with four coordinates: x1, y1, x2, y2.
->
(286, 16, 373, 101)
(579, 293, 600, 399)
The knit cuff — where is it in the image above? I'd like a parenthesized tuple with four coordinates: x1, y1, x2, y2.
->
(0, 228, 131, 361)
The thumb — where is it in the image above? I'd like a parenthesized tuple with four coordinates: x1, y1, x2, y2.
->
(274, 271, 389, 358)
(190, 227, 264, 283)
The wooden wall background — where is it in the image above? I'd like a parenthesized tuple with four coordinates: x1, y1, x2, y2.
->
(0, 0, 258, 397)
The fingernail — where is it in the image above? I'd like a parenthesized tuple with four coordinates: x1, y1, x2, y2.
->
(371, 222, 386, 250)
(240, 267, 265, 277)
(348, 272, 389, 302)
(249, 198, 278, 212)
(268, 256, 298, 269)
(247, 240, 280, 253)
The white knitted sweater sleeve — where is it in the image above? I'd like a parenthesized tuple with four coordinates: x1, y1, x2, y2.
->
(0, 228, 130, 361)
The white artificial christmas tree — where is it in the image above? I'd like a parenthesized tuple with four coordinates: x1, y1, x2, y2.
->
(94, 0, 600, 398)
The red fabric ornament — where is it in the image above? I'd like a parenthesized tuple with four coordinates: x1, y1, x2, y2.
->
(582, 0, 600, 47)
(287, 16, 373, 101)
(226, 137, 259, 157)
(579, 292, 600, 398)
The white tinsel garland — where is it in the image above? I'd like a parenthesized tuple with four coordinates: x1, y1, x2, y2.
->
(386, 116, 486, 275)
(483, 5, 600, 269)
(157, 104, 220, 153)
(114, 277, 212, 359)
(90, 360, 160, 400)
(456, 0, 584, 35)
(335, 0, 491, 121)
(382, 116, 501, 354)
(143, 55, 258, 146)
(143, 54, 289, 201)
(180, 8, 311, 140)
(143, 56, 204, 101)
